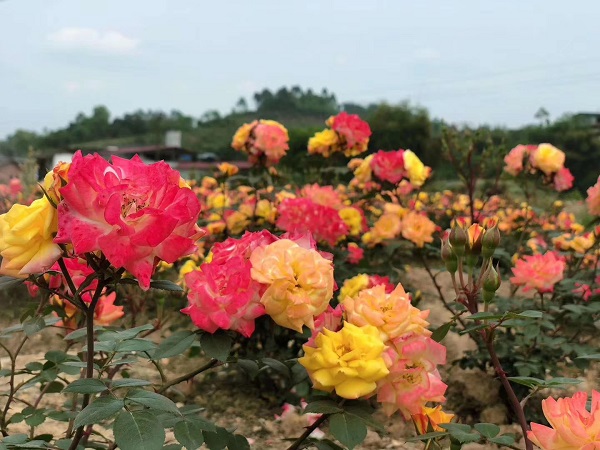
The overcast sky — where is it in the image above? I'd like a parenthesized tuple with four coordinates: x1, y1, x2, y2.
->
(1, 0, 599, 138)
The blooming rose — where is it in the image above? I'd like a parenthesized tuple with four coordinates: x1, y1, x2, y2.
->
(305, 304, 343, 348)
(346, 242, 364, 264)
(510, 252, 565, 293)
(232, 120, 289, 165)
(403, 150, 431, 187)
(401, 211, 436, 248)
(529, 143, 565, 175)
(377, 335, 447, 418)
(183, 256, 265, 337)
(587, 176, 600, 216)
(327, 112, 371, 157)
(300, 184, 344, 209)
(250, 239, 334, 332)
(412, 405, 454, 434)
(504, 144, 534, 176)
(338, 207, 366, 236)
(371, 150, 406, 184)
(54, 151, 203, 290)
(308, 129, 340, 157)
(553, 167, 574, 192)
(0, 197, 62, 277)
(528, 390, 600, 450)
(299, 322, 389, 399)
(342, 284, 430, 342)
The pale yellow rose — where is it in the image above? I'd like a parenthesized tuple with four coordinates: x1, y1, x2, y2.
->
(530, 143, 565, 175)
(0, 198, 62, 277)
(308, 129, 339, 157)
(339, 207, 364, 236)
(338, 274, 370, 302)
(403, 150, 430, 187)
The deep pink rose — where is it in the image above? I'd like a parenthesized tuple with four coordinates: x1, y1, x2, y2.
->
(371, 150, 406, 184)
(55, 151, 202, 289)
(553, 167, 574, 192)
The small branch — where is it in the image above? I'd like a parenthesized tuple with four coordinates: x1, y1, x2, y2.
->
(286, 413, 330, 450)
(158, 359, 220, 394)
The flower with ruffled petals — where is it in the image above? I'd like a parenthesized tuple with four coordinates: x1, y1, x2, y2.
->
(300, 184, 344, 209)
(504, 145, 534, 176)
(401, 211, 436, 248)
(308, 129, 340, 157)
(250, 239, 334, 332)
(327, 112, 371, 157)
(299, 322, 389, 399)
(306, 305, 344, 348)
(183, 255, 265, 337)
(347, 243, 364, 264)
(54, 151, 203, 290)
(377, 335, 447, 418)
(342, 284, 430, 342)
(371, 150, 406, 184)
(553, 167, 574, 192)
(339, 206, 366, 236)
(0, 197, 62, 277)
(530, 143, 565, 175)
(510, 252, 565, 293)
(413, 405, 454, 434)
(587, 176, 600, 216)
(403, 150, 431, 187)
(232, 120, 289, 165)
(528, 390, 600, 450)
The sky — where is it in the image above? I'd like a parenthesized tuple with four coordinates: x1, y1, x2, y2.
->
(1, 0, 599, 139)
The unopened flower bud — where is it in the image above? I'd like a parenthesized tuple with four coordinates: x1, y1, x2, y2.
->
(482, 290, 496, 303)
(441, 239, 458, 273)
(449, 225, 467, 257)
(483, 265, 501, 294)
(482, 224, 500, 259)
(466, 224, 484, 256)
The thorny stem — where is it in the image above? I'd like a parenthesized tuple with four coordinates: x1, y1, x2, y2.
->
(158, 359, 221, 394)
(286, 399, 346, 450)
(482, 329, 533, 450)
(67, 279, 106, 450)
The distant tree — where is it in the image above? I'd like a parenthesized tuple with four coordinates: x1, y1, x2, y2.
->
(234, 97, 249, 114)
(0, 130, 40, 156)
(534, 107, 550, 126)
(200, 110, 222, 123)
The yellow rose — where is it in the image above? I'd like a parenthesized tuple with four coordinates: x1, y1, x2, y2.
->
(530, 143, 565, 175)
(43, 162, 71, 205)
(308, 129, 339, 157)
(299, 322, 389, 399)
(339, 207, 364, 236)
(338, 274, 370, 302)
(178, 259, 198, 287)
(0, 198, 62, 277)
(255, 199, 277, 223)
(231, 121, 257, 151)
(403, 150, 430, 187)
(217, 162, 239, 177)
(207, 192, 230, 210)
(250, 239, 334, 332)
(413, 405, 455, 434)
(225, 211, 250, 235)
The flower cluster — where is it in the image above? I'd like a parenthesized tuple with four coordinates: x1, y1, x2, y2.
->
(183, 231, 335, 336)
(308, 112, 371, 157)
(369, 149, 431, 187)
(232, 119, 289, 165)
(504, 143, 574, 191)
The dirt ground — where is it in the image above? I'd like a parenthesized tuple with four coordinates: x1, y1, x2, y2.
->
(0, 266, 546, 449)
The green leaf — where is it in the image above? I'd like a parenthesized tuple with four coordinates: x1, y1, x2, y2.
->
(174, 421, 204, 450)
(474, 423, 500, 438)
(507, 376, 545, 388)
(489, 434, 516, 445)
(227, 434, 250, 450)
(544, 377, 583, 387)
(62, 379, 108, 394)
(236, 359, 259, 378)
(200, 331, 232, 362)
(64, 326, 105, 341)
(113, 410, 165, 450)
(440, 423, 472, 433)
(261, 358, 290, 378)
(126, 390, 180, 415)
(111, 378, 152, 389)
(152, 331, 196, 360)
(303, 400, 343, 414)
(577, 353, 600, 360)
(515, 310, 543, 319)
(202, 427, 230, 450)
(405, 431, 449, 441)
(23, 316, 47, 337)
(431, 322, 453, 342)
(451, 431, 481, 443)
(466, 312, 503, 320)
(116, 339, 157, 353)
(329, 413, 367, 450)
(73, 397, 124, 429)
(149, 279, 184, 292)
(343, 404, 384, 432)
(0, 276, 25, 290)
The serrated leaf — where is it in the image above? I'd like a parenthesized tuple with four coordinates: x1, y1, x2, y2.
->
(544, 377, 582, 387)
(149, 279, 184, 292)
(23, 316, 47, 337)
(343, 404, 384, 431)
(451, 431, 481, 443)
(236, 359, 259, 378)
(62, 379, 108, 394)
(577, 353, 600, 360)
(115, 339, 157, 353)
(126, 390, 180, 415)
(303, 400, 343, 414)
(202, 427, 229, 450)
(489, 434, 516, 445)
(200, 331, 232, 362)
(73, 397, 124, 428)
(113, 410, 165, 450)
(111, 378, 152, 389)
(329, 413, 367, 450)
(174, 421, 204, 449)
(64, 326, 105, 341)
(474, 423, 500, 438)
(507, 376, 545, 388)
(227, 434, 250, 450)
(516, 310, 543, 319)
(152, 331, 196, 360)
(261, 358, 290, 378)
(405, 431, 450, 441)
(431, 322, 453, 342)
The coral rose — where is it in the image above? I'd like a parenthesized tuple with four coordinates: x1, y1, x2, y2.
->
(54, 151, 203, 290)
(0, 197, 62, 277)
(401, 211, 436, 248)
(587, 176, 600, 216)
(553, 167, 574, 192)
(510, 251, 565, 294)
(504, 144, 534, 176)
(528, 390, 600, 450)
(250, 239, 334, 332)
(299, 322, 389, 399)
